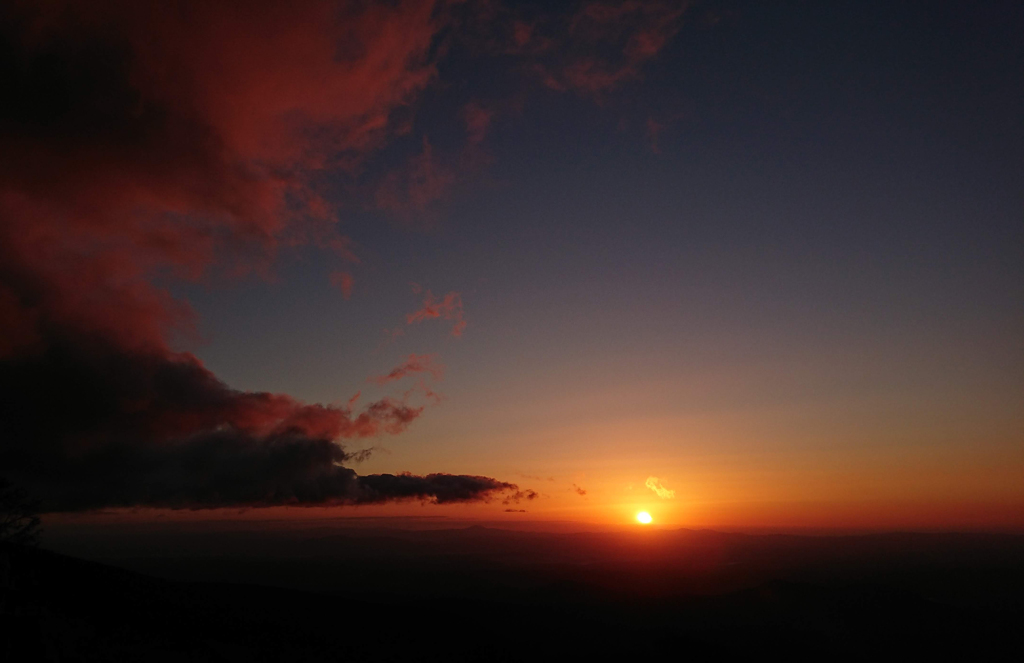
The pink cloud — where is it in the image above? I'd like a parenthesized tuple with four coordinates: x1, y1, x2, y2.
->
(406, 289, 466, 337)
(330, 271, 355, 299)
(371, 353, 445, 385)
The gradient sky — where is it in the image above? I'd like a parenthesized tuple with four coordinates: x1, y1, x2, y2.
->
(3, 0, 1022, 530)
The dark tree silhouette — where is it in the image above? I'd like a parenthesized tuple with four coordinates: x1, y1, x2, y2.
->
(0, 478, 41, 545)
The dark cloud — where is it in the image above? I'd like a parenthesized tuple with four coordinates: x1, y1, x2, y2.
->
(503, 490, 538, 505)
(0, 326, 521, 512)
(573, 484, 587, 496)
(0, 0, 526, 512)
(357, 473, 517, 505)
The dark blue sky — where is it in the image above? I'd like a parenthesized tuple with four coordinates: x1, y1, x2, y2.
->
(161, 0, 1022, 525)
(185, 0, 1020, 393)
(6, 0, 1022, 527)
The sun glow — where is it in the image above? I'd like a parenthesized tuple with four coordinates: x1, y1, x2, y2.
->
(636, 511, 653, 524)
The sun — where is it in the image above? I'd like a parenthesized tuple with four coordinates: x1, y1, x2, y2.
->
(636, 511, 653, 524)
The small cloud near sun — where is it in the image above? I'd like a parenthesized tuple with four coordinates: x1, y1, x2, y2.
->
(645, 476, 675, 499)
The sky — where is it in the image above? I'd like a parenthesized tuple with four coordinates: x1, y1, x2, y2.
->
(1, 0, 1021, 531)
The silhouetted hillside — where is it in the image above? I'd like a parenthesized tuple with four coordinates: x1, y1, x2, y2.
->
(5, 528, 1024, 660)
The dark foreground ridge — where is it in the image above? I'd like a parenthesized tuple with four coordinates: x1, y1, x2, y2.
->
(4, 527, 1024, 661)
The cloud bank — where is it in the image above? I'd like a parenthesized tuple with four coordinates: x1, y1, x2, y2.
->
(0, 0, 523, 512)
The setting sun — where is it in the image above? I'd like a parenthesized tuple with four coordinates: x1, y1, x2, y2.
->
(636, 511, 653, 524)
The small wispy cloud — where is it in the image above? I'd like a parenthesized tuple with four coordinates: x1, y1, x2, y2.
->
(645, 476, 675, 499)
(406, 285, 466, 337)
(370, 353, 444, 385)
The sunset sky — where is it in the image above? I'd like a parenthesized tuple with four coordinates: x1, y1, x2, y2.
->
(2, 0, 1021, 531)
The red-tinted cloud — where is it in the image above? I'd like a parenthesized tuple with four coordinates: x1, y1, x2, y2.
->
(406, 289, 467, 337)
(0, 0, 525, 511)
(375, 137, 457, 217)
(1, 0, 444, 357)
(463, 102, 495, 145)
(330, 271, 356, 299)
(519, 1, 688, 95)
(646, 117, 665, 153)
(513, 20, 535, 49)
(372, 353, 445, 385)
